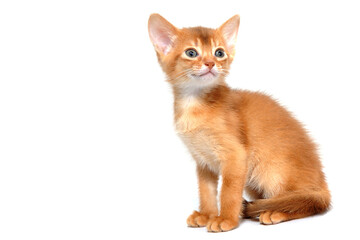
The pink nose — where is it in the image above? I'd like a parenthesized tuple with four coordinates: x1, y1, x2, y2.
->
(204, 62, 215, 69)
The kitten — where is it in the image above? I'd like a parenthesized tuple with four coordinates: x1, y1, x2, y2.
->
(148, 14, 330, 232)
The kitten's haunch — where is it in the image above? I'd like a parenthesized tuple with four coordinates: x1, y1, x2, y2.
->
(148, 14, 330, 232)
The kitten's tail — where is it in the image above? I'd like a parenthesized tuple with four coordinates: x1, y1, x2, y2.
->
(243, 189, 331, 218)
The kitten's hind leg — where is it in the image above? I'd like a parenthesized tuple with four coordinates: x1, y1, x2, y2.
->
(244, 189, 331, 224)
(259, 211, 313, 225)
(245, 187, 263, 200)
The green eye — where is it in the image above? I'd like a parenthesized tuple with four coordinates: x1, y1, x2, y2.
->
(185, 49, 198, 58)
(215, 49, 225, 58)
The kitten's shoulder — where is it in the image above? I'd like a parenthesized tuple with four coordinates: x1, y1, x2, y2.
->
(229, 89, 278, 105)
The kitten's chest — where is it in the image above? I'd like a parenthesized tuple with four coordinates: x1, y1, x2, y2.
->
(175, 100, 221, 172)
(178, 129, 220, 173)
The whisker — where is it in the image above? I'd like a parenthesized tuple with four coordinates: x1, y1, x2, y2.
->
(172, 69, 193, 82)
(173, 69, 192, 79)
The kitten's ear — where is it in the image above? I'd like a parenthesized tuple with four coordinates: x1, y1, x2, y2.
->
(218, 15, 240, 55)
(148, 14, 178, 56)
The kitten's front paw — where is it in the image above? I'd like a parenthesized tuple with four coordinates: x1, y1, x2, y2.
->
(187, 211, 210, 227)
(206, 216, 239, 232)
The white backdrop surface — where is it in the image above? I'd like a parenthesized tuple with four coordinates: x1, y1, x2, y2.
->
(0, 0, 359, 239)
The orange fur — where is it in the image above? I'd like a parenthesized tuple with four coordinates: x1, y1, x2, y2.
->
(148, 14, 331, 232)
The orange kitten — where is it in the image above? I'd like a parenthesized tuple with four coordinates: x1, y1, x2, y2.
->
(148, 14, 330, 232)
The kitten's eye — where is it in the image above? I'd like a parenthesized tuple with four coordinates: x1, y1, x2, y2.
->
(215, 49, 225, 58)
(185, 49, 198, 58)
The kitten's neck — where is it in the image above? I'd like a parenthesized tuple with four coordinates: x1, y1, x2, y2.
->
(173, 83, 230, 111)
(172, 84, 231, 133)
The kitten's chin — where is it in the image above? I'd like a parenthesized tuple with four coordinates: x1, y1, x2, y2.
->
(174, 74, 220, 96)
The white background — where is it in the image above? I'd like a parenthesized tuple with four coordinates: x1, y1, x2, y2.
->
(1, 0, 359, 239)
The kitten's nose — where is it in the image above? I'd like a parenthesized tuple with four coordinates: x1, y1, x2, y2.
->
(204, 62, 215, 69)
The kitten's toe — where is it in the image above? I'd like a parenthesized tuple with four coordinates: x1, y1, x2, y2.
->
(259, 211, 273, 225)
(259, 211, 290, 225)
(187, 211, 209, 227)
(269, 211, 288, 224)
(206, 216, 239, 232)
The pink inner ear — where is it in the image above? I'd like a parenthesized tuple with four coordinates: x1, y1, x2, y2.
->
(149, 23, 174, 55)
(220, 16, 240, 53)
(153, 28, 172, 55)
(222, 27, 237, 51)
(149, 14, 177, 55)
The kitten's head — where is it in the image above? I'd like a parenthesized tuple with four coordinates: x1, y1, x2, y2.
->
(148, 14, 239, 95)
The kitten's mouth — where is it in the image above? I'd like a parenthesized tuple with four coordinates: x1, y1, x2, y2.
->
(192, 70, 217, 79)
(200, 71, 215, 77)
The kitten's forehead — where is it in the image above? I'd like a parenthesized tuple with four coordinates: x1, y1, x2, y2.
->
(181, 27, 221, 48)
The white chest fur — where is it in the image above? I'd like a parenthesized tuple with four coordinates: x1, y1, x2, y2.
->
(178, 130, 220, 173)
(175, 96, 220, 173)
(175, 96, 201, 133)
